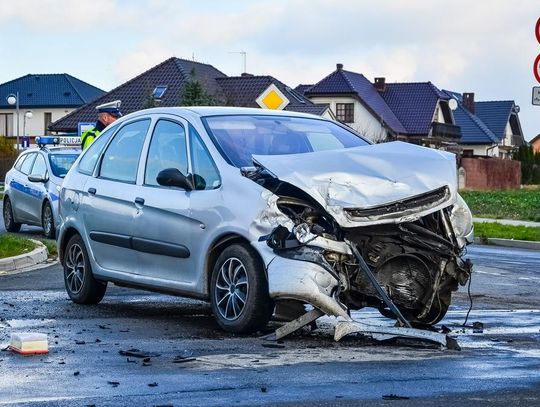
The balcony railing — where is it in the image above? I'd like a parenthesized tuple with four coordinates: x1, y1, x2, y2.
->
(431, 122, 461, 140)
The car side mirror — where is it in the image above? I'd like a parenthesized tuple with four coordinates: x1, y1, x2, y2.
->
(156, 168, 194, 191)
(28, 174, 48, 183)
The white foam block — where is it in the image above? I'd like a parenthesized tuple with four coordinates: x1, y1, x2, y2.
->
(9, 332, 49, 354)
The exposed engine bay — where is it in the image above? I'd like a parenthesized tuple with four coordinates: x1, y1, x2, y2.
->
(245, 161, 473, 343)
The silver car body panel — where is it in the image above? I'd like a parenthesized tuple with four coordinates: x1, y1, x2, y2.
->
(57, 107, 470, 325)
(253, 140, 457, 227)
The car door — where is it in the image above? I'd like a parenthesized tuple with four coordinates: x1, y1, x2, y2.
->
(10, 152, 36, 222)
(132, 117, 196, 284)
(82, 118, 151, 275)
(133, 118, 223, 291)
(25, 152, 49, 224)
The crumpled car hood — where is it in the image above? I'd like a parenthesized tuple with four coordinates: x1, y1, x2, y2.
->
(253, 141, 457, 226)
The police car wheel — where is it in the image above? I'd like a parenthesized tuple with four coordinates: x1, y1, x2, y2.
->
(3, 197, 21, 233)
(41, 201, 55, 239)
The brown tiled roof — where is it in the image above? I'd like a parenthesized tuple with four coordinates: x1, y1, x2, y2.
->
(49, 57, 227, 132)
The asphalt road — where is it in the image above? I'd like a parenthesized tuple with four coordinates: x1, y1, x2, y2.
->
(0, 244, 539, 406)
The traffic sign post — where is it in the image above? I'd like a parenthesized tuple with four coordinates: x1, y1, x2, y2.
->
(533, 87, 540, 106)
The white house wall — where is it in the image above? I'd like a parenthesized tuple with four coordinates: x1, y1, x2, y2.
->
(0, 107, 75, 137)
(308, 96, 387, 142)
(463, 144, 499, 157)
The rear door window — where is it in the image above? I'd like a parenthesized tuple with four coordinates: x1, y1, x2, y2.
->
(30, 154, 47, 178)
(78, 124, 119, 175)
(99, 119, 150, 183)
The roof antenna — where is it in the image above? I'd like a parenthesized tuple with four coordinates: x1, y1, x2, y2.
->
(192, 52, 195, 61)
(229, 50, 247, 74)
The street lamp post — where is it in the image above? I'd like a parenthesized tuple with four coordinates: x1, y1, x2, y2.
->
(23, 111, 32, 147)
(6, 92, 20, 152)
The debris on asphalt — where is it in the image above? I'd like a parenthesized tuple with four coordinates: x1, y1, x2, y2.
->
(9, 333, 48, 355)
(118, 348, 160, 358)
(73, 371, 80, 376)
(473, 321, 484, 333)
(172, 356, 196, 364)
(142, 361, 152, 367)
(148, 382, 158, 387)
(95, 339, 101, 343)
(261, 343, 285, 349)
(382, 394, 410, 400)
(75, 340, 86, 345)
(440, 325, 451, 334)
(261, 387, 267, 393)
(98, 325, 110, 330)
(126, 358, 137, 363)
(107, 381, 120, 387)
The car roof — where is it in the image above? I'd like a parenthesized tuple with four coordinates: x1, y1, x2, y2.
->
(21, 146, 81, 155)
(117, 106, 325, 122)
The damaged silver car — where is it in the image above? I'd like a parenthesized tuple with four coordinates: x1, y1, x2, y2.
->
(57, 107, 473, 343)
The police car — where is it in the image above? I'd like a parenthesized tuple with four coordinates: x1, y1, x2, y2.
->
(3, 136, 81, 238)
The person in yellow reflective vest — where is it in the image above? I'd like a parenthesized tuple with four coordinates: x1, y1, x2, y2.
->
(81, 100, 122, 150)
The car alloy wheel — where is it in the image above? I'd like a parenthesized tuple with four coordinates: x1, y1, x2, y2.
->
(42, 201, 55, 239)
(63, 234, 107, 304)
(3, 198, 21, 233)
(65, 242, 85, 295)
(214, 257, 249, 321)
(210, 243, 273, 334)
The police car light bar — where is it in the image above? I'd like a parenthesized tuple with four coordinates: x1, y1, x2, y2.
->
(35, 136, 60, 147)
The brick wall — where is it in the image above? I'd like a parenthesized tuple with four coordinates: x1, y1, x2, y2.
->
(460, 157, 521, 190)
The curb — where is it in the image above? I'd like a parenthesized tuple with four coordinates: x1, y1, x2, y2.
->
(474, 237, 540, 251)
(0, 239, 49, 274)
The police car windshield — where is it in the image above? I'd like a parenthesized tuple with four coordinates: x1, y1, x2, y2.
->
(49, 154, 79, 178)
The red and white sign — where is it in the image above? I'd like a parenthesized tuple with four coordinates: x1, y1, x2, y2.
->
(536, 17, 540, 44)
(534, 54, 540, 84)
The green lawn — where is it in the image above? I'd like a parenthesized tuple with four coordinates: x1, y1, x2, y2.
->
(0, 234, 37, 259)
(474, 222, 540, 242)
(461, 189, 540, 222)
(38, 238, 57, 257)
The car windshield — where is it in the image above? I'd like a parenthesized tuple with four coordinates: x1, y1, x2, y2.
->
(49, 154, 79, 178)
(203, 115, 369, 167)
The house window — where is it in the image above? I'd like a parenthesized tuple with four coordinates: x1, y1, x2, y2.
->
(336, 103, 354, 123)
(44, 112, 52, 135)
(462, 149, 474, 157)
(0, 113, 14, 137)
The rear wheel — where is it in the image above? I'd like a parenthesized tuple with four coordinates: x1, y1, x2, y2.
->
(3, 197, 21, 233)
(210, 243, 273, 334)
(63, 234, 107, 304)
(41, 201, 55, 239)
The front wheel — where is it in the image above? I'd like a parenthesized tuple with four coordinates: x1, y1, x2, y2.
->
(210, 244, 273, 334)
(42, 201, 55, 239)
(3, 197, 21, 233)
(63, 234, 107, 304)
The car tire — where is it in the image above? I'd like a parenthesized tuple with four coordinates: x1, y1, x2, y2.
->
(41, 201, 55, 239)
(63, 234, 107, 304)
(3, 197, 21, 233)
(210, 243, 273, 334)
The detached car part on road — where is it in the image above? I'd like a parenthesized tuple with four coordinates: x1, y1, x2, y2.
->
(3, 138, 80, 238)
(57, 107, 473, 346)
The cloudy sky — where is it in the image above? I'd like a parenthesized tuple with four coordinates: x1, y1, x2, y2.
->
(1, 0, 539, 140)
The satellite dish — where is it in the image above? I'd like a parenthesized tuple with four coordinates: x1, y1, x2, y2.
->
(448, 98, 458, 111)
(514, 105, 520, 113)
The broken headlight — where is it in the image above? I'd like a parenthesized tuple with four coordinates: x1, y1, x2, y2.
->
(449, 194, 474, 245)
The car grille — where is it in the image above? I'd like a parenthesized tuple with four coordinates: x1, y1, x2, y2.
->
(345, 186, 450, 220)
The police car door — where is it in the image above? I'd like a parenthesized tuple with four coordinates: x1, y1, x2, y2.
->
(11, 152, 36, 222)
(26, 152, 49, 223)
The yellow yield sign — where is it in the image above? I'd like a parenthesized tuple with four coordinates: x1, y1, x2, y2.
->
(256, 84, 290, 110)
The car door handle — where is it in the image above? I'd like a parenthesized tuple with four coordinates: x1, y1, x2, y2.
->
(88, 187, 96, 195)
(134, 197, 145, 205)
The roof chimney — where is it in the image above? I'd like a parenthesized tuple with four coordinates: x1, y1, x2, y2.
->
(463, 92, 475, 114)
(241, 72, 254, 77)
(336, 63, 343, 70)
(374, 77, 386, 92)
